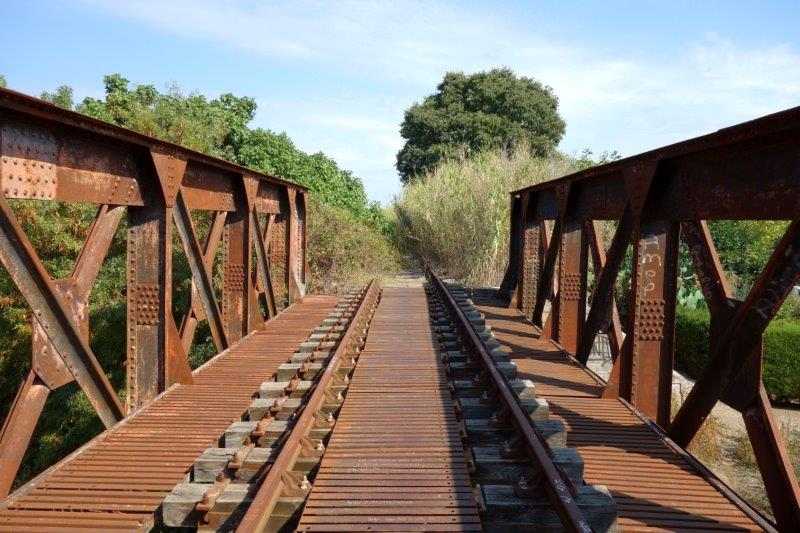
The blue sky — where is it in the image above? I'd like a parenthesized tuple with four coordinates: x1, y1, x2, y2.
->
(2, 1, 799, 204)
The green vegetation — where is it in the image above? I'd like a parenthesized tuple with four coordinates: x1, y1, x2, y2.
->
(675, 305, 800, 400)
(307, 198, 403, 294)
(396, 68, 566, 183)
(0, 74, 399, 490)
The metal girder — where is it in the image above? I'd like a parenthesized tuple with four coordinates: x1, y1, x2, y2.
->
(670, 221, 800, 444)
(517, 209, 540, 316)
(576, 209, 634, 365)
(624, 220, 679, 427)
(286, 188, 305, 303)
(173, 192, 229, 352)
(0, 87, 304, 204)
(0, 204, 124, 497)
(743, 385, 800, 529)
(178, 210, 227, 353)
(515, 105, 800, 221)
(0, 88, 310, 500)
(532, 218, 563, 326)
(0, 195, 124, 426)
(498, 193, 526, 302)
(251, 211, 277, 319)
(32, 204, 124, 390)
(678, 220, 800, 529)
(584, 221, 624, 362)
(501, 105, 800, 531)
(222, 194, 253, 341)
(555, 218, 587, 352)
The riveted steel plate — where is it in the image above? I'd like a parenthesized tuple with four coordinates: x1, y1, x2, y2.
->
(635, 298, 666, 340)
(182, 163, 236, 212)
(130, 282, 161, 325)
(58, 132, 143, 205)
(224, 263, 246, 290)
(255, 181, 281, 214)
(1, 122, 57, 199)
(560, 272, 582, 301)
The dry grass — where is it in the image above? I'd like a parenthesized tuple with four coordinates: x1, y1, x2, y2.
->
(672, 391, 800, 521)
(395, 147, 580, 286)
(672, 393, 723, 465)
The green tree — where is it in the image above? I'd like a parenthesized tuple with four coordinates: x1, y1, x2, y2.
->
(396, 68, 565, 182)
(40, 85, 74, 109)
(0, 75, 7, 88)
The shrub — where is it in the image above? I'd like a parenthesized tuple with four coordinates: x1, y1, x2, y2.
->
(675, 307, 800, 401)
(306, 198, 403, 294)
(762, 319, 800, 400)
(674, 307, 712, 378)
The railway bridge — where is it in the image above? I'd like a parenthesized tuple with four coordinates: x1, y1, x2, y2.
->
(0, 87, 799, 531)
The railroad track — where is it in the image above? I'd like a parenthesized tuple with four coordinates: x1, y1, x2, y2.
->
(161, 283, 380, 530)
(159, 274, 616, 532)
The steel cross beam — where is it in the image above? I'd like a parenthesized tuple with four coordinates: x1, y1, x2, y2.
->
(173, 192, 229, 352)
(251, 211, 278, 319)
(676, 220, 800, 529)
(178, 211, 227, 353)
(576, 209, 634, 365)
(0, 196, 124, 427)
(584, 221, 624, 361)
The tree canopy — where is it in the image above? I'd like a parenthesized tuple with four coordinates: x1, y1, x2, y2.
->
(396, 68, 566, 182)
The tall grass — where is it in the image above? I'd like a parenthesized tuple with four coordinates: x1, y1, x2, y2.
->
(395, 147, 580, 285)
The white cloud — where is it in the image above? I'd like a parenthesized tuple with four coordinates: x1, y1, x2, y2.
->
(76, 1, 800, 203)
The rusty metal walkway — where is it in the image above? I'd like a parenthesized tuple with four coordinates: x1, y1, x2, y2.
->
(473, 293, 766, 532)
(0, 296, 337, 532)
(297, 286, 481, 532)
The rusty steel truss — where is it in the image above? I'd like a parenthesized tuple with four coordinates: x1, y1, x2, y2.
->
(500, 105, 800, 531)
(0, 87, 308, 497)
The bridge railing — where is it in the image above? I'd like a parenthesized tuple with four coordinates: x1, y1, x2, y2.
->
(0, 87, 308, 497)
(500, 106, 800, 530)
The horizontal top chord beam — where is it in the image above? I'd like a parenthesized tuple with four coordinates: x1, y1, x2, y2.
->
(0, 87, 305, 211)
(512, 105, 800, 220)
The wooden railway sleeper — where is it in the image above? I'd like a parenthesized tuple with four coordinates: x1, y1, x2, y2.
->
(160, 288, 372, 529)
(428, 278, 619, 532)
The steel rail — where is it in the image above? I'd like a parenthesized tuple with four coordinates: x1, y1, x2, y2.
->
(236, 280, 379, 533)
(428, 268, 593, 533)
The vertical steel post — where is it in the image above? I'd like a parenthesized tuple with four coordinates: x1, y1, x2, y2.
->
(126, 199, 172, 412)
(222, 201, 252, 342)
(555, 219, 587, 353)
(624, 220, 679, 427)
(519, 210, 540, 316)
(286, 188, 302, 304)
(499, 193, 524, 304)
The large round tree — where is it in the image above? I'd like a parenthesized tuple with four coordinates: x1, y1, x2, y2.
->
(396, 68, 566, 183)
